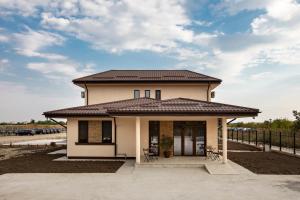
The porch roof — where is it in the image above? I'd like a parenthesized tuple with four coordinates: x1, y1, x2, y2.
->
(44, 97, 260, 118)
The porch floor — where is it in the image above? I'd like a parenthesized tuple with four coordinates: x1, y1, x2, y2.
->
(139, 156, 218, 166)
(137, 156, 245, 175)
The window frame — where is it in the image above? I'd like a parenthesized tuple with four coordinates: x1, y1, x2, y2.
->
(145, 90, 151, 98)
(155, 90, 161, 100)
(78, 121, 88, 143)
(134, 89, 140, 99)
(102, 120, 112, 143)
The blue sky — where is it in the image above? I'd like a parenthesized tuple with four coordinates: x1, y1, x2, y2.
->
(0, 0, 300, 122)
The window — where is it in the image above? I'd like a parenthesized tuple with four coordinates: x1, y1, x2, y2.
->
(78, 121, 88, 143)
(145, 90, 150, 98)
(102, 121, 112, 143)
(149, 121, 160, 156)
(134, 90, 140, 99)
(155, 90, 161, 100)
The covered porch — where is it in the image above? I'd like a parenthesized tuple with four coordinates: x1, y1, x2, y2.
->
(134, 116, 229, 164)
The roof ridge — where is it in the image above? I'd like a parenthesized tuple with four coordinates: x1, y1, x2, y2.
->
(72, 69, 222, 84)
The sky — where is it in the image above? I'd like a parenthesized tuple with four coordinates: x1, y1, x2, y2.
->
(0, 0, 299, 122)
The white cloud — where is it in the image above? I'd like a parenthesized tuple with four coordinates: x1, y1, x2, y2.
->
(13, 27, 66, 60)
(0, 81, 83, 122)
(193, 20, 212, 27)
(177, 0, 300, 82)
(0, 59, 9, 72)
(213, 0, 274, 15)
(0, 34, 9, 42)
(250, 72, 272, 80)
(0, 0, 50, 16)
(0, 28, 10, 42)
(27, 61, 95, 80)
(41, 0, 194, 53)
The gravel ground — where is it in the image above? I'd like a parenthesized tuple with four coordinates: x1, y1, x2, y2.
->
(0, 132, 66, 144)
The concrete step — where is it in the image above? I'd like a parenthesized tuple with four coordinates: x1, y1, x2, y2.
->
(135, 163, 205, 168)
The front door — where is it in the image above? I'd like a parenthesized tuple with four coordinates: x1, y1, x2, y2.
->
(174, 121, 206, 156)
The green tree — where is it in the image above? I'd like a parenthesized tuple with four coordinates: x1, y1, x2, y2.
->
(293, 110, 300, 130)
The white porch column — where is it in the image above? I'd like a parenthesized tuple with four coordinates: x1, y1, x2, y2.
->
(135, 117, 141, 164)
(222, 117, 228, 163)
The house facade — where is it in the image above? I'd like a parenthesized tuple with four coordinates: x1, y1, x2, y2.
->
(44, 70, 259, 164)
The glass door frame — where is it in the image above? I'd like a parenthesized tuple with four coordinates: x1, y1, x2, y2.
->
(173, 121, 207, 156)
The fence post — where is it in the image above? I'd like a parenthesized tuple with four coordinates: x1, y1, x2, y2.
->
(255, 130, 258, 146)
(279, 132, 282, 151)
(263, 130, 265, 152)
(248, 130, 251, 144)
(242, 130, 244, 143)
(232, 130, 234, 140)
(294, 131, 296, 155)
(237, 130, 239, 142)
(269, 130, 272, 150)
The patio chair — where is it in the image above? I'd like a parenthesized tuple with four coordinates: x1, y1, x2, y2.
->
(143, 148, 156, 162)
(206, 146, 220, 161)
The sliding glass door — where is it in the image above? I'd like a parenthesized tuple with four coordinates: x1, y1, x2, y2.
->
(173, 121, 206, 156)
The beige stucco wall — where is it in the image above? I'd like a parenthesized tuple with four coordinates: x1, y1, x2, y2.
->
(86, 84, 213, 105)
(66, 118, 115, 157)
(115, 117, 136, 157)
(67, 116, 220, 158)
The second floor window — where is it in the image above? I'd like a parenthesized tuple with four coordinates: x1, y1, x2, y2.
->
(155, 90, 161, 100)
(134, 90, 140, 99)
(145, 90, 150, 98)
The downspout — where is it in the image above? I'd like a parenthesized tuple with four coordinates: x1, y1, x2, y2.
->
(113, 117, 117, 156)
(84, 84, 89, 105)
(49, 118, 67, 129)
(207, 82, 211, 101)
(227, 118, 237, 125)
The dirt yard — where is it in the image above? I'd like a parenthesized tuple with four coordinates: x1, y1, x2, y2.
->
(228, 141, 262, 151)
(0, 132, 66, 144)
(0, 145, 59, 160)
(0, 146, 124, 174)
(228, 141, 300, 174)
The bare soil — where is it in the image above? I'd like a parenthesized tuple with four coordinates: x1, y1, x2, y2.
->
(0, 145, 60, 160)
(228, 141, 262, 151)
(228, 141, 300, 174)
(0, 147, 123, 174)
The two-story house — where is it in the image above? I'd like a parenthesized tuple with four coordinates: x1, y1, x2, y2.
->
(44, 70, 259, 164)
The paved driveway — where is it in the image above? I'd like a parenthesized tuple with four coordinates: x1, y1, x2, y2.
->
(0, 166, 299, 200)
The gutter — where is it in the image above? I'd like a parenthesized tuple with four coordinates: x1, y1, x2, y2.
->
(227, 118, 237, 125)
(49, 118, 67, 129)
(206, 82, 211, 101)
(113, 117, 117, 156)
(84, 84, 89, 105)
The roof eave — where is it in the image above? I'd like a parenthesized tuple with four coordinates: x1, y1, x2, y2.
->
(107, 111, 259, 117)
(72, 80, 222, 84)
(43, 113, 110, 118)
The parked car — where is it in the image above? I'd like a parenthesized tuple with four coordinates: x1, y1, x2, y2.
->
(16, 129, 34, 136)
(32, 128, 43, 134)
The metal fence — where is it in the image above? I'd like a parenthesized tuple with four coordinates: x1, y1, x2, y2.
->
(227, 128, 300, 155)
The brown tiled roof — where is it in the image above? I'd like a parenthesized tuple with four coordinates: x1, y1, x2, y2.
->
(44, 98, 259, 118)
(73, 70, 222, 84)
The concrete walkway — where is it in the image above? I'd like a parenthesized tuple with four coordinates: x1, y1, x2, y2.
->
(0, 169, 299, 200)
